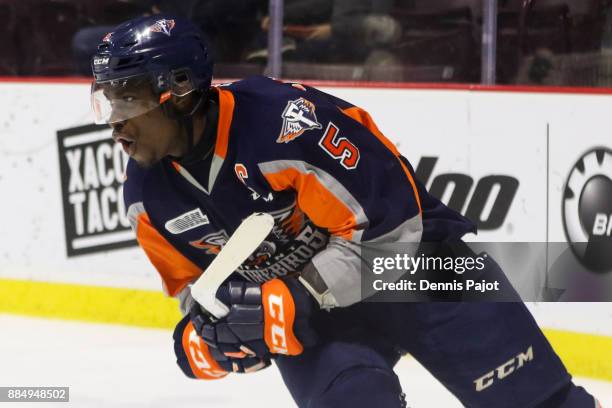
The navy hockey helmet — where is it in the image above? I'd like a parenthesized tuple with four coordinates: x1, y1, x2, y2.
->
(91, 14, 213, 124)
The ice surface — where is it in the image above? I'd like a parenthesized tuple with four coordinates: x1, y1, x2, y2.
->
(0, 315, 609, 408)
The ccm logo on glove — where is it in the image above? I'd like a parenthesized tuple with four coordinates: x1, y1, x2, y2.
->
(179, 320, 228, 380)
(262, 279, 304, 355)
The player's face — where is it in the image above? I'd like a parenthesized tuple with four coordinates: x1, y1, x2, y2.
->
(107, 85, 183, 168)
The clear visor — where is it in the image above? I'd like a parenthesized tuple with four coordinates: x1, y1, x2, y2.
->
(91, 72, 196, 124)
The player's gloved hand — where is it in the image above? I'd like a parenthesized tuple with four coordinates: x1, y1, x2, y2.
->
(173, 314, 229, 379)
(173, 314, 269, 378)
(190, 277, 318, 364)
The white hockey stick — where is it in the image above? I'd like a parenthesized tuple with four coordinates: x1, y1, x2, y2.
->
(190, 212, 275, 319)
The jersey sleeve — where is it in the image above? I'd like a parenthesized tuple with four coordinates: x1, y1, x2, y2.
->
(250, 82, 423, 307)
(123, 160, 203, 298)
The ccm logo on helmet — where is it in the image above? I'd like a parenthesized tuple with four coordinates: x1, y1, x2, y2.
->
(474, 345, 534, 392)
(93, 57, 109, 66)
(267, 294, 288, 354)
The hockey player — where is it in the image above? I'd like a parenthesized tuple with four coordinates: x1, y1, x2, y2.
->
(91, 14, 599, 408)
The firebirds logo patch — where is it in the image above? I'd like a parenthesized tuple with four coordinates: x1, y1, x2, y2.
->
(148, 19, 176, 36)
(277, 98, 322, 143)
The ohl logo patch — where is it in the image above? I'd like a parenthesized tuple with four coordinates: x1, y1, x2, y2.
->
(148, 19, 176, 36)
(277, 98, 322, 143)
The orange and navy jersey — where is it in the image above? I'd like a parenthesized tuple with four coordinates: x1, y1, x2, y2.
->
(123, 76, 474, 305)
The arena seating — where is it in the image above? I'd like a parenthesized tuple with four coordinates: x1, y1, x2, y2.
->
(498, 0, 604, 83)
(0, 0, 20, 75)
(17, 0, 85, 75)
(1, 0, 609, 85)
(391, 0, 481, 82)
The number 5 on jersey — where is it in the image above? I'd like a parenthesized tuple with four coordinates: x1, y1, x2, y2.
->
(318, 122, 360, 170)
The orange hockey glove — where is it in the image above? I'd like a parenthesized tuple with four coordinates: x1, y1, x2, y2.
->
(173, 314, 269, 378)
(190, 278, 318, 363)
